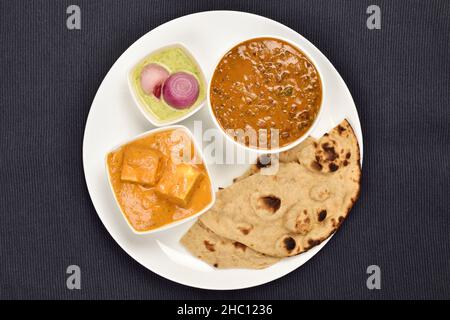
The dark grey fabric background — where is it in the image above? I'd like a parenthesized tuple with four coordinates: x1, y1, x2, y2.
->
(0, 0, 449, 300)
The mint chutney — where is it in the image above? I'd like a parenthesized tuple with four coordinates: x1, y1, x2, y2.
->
(130, 46, 206, 122)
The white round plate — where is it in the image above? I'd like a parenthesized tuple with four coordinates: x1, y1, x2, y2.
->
(83, 11, 363, 290)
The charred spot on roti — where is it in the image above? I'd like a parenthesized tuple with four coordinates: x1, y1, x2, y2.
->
(311, 160, 323, 171)
(213, 263, 218, 268)
(283, 237, 296, 252)
(318, 210, 327, 222)
(343, 160, 349, 166)
(238, 226, 252, 235)
(250, 192, 282, 217)
(322, 143, 338, 161)
(332, 217, 345, 228)
(285, 203, 312, 234)
(346, 152, 351, 159)
(331, 218, 338, 227)
(337, 125, 346, 134)
(233, 242, 247, 251)
(295, 216, 311, 235)
(329, 163, 339, 172)
(308, 239, 321, 247)
(203, 240, 215, 252)
(218, 187, 224, 190)
(261, 195, 281, 212)
(303, 237, 328, 251)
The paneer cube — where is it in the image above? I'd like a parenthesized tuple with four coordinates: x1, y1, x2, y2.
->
(121, 146, 163, 186)
(156, 163, 204, 208)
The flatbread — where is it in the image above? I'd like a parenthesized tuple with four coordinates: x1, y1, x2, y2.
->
(180, 221, 280, 269)
(199, 120, 361, 257)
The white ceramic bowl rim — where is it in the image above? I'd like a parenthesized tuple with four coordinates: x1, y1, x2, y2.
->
(206, 35, 326, 154)
(104, 125, 216, 235)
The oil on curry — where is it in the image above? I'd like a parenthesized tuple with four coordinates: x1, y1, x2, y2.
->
(106, 128, 213, 232)
(210, 37, 322, 149)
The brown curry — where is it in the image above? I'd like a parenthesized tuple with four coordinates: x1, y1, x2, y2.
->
(210, 37, 322, 149)
(106, 128, 212, 232)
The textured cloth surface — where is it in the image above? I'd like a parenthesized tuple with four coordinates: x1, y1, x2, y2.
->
(0, 0, 449, 299)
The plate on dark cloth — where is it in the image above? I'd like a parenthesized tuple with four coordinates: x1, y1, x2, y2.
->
(83, 11, 363, 289)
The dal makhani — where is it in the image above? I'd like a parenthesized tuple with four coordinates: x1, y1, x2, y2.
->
(210, 37, 322, 149)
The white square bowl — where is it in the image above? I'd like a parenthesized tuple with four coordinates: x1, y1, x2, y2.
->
(105, 125, 216, 235)
(127, 43, 207, 127)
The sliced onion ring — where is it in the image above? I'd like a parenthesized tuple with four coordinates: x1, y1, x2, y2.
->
(140, 63, 169, 98)
(162, 72, 199, 109)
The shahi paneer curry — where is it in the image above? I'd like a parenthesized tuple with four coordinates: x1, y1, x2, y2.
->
(106, 128, 213, 232)
(210, 37, 322, 149)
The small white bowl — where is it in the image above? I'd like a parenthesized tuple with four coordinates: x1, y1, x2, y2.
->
(207, 35, 326, 154)
(105, 125, 216, 235)
(127, 43, 207, 127)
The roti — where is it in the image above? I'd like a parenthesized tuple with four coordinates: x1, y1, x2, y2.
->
(180, 221, 280, 269)
(198, 120, 361, 258)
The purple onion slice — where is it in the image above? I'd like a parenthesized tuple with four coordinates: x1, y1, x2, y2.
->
(140, 63, 169, 98)
(162, 72, 199, 109)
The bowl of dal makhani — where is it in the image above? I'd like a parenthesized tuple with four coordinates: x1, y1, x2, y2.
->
(105, 126, 215, 234)
(208, 36, 324, 153)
